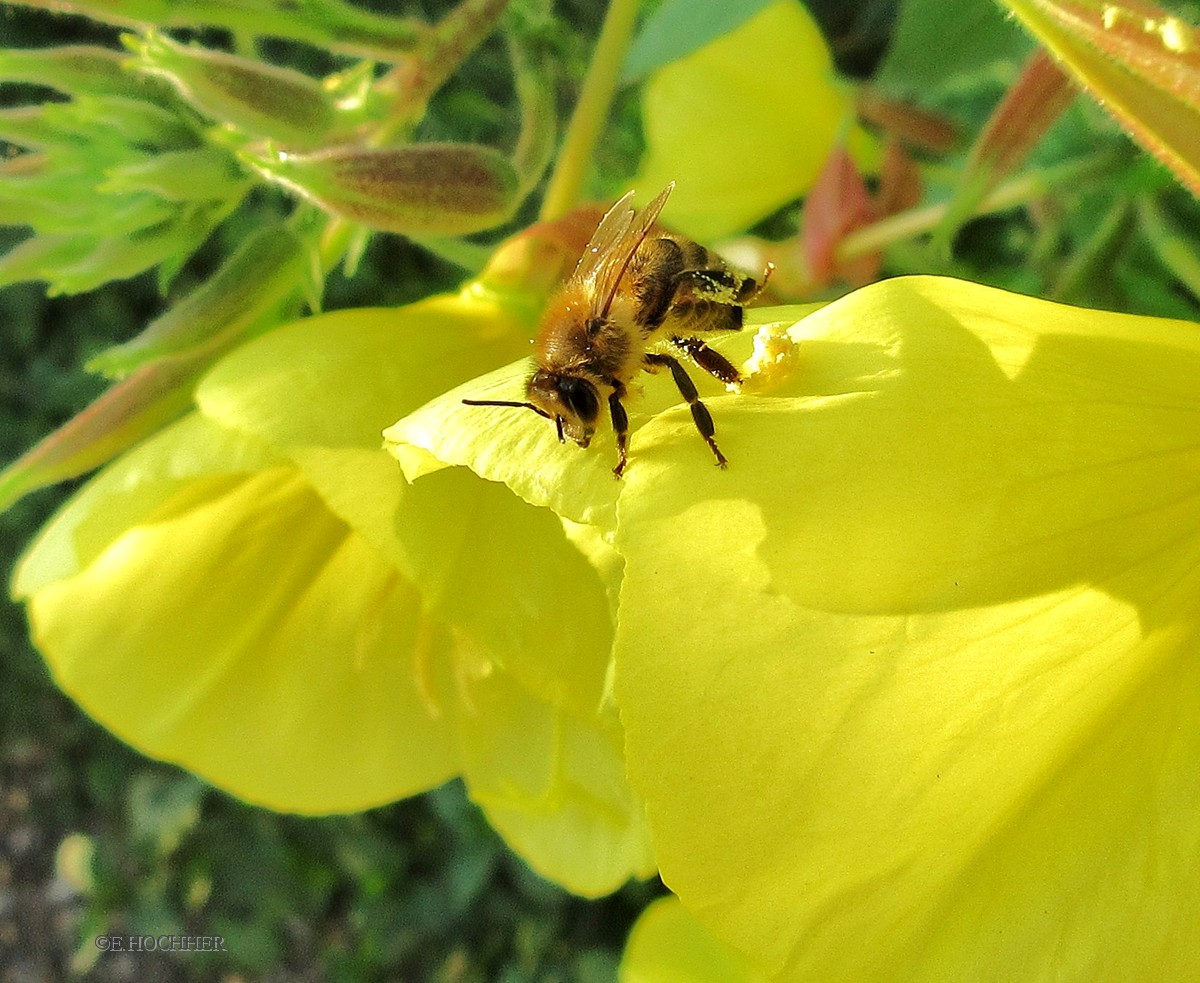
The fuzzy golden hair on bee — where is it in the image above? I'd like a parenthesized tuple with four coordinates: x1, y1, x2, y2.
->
(463, 182, 771, 478)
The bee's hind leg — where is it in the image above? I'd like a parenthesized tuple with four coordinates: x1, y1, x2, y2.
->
(671, 335, 743, 387)
(643, 352, 728, 468)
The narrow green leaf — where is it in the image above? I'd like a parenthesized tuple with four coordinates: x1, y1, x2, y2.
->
(101, 146, 248, 202)
(1000, 0, 1200, 196)
(40, 94, 197, 151)
(4, 0, 427, 62)
(87, 224, 308, 377)
(0, 179, 174, 235)
(0, 44, 164, 100)
(0, 359, 198, 513)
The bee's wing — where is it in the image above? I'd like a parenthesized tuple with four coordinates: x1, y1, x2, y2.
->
(572, 189, 636, 284)
(579, 183, 675, 319)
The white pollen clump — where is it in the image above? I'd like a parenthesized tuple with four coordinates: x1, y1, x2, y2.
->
(737, 322, 801, 392)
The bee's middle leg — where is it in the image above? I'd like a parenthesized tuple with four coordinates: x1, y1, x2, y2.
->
(643, 352, 728, 468)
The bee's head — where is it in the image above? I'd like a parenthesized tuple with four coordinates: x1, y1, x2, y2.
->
(527, 370, 600, 447)
(460, 371, 601, 448)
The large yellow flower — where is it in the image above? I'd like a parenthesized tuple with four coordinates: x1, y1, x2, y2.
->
(13, 287, 654, 897)
(391, 275, 1200, 980)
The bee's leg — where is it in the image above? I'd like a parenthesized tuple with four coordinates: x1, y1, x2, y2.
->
(608, 389, 630, 478)
(671, 335, 743, 386)
(643, 353, 728, 468)
(736, 261, 774, 304)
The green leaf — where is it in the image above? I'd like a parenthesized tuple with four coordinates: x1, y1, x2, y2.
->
(101, 146, 248, 202)
(6, 0, 426, 61)
(875, 0, 1034, 93)
(1000, 0, 1200, 197)
(126, 772, 204, 857)
(0, 44, 163, 100)
(41, 94, 197, 151)
(40, 200, 235, 295)
(87, 223, 307, 377)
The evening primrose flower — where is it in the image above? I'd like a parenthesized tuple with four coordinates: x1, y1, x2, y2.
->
(12, 285, 654, 897)
(389, 275, 1200, 980)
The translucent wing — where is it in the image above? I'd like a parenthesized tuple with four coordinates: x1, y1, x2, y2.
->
(574, 183, 675, 320)
(572, 189, 636, 284)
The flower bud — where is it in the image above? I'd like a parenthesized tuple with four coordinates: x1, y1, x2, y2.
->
(126, 31, 360, 149)
(243, 143, 520, 235)
(0, 44, 163, 100)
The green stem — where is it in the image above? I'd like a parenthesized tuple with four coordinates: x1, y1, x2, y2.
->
(539, 0, 641, 221)
(837, 152, 1119, 262)
(1135, 193, 1200, 302)
(1049, 198, 1130, 301)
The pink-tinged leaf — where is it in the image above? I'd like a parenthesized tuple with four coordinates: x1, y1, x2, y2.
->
(972, 49, 1076, 182)
(0, 360, 197, 512)
(801, 145, 878, 288)
(936, 49, 1076, 245)
(1001, 0, 1200, 197)
(875, 138, 923, 220)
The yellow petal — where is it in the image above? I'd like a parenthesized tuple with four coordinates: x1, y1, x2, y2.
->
(12, 413, 283, 597)
(198, 293, 530, 453)
(633, 0, 868, 240)
(453, 667, 655, 897)
(394, 466, 616, 717)
(384, 321, 751, 531)
(197, 289, 536, 563)
(614, 277, 1200, 980)
(23, 458, 457, 813)
(620, 897, 768, 983)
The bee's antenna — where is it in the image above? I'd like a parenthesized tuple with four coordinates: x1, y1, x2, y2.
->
(462, 398, 552, 420)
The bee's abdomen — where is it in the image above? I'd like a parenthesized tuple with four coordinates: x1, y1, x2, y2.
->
(631, 237, 687, 333)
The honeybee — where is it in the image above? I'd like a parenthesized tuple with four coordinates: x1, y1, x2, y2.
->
(463, 182, 768, 478)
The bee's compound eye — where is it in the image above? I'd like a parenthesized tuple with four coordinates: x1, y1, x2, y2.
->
(556, 377, 599, 424)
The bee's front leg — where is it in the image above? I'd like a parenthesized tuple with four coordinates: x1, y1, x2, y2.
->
(608, 388, 630, 478)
